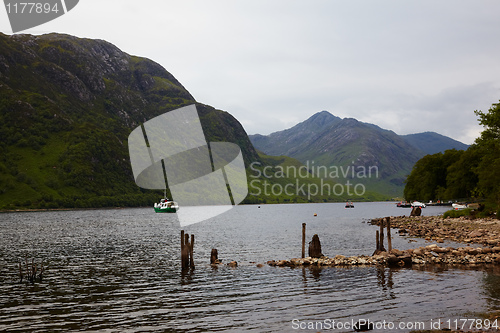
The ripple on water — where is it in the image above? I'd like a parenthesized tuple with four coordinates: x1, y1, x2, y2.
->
(0, 205, 499, 332)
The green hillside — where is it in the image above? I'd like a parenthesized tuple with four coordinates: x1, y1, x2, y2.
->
(0, 33, 383, 211)
(0, 33, 261, 210)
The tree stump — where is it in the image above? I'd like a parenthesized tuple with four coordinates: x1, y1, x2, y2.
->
(410, 206, 422, 216)
(308, 234, 323, 258)
(210, 249, 218, 264)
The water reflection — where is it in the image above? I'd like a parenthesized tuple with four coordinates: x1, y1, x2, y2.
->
(180, 268, 195, 285)
(377, 267, 395, 293)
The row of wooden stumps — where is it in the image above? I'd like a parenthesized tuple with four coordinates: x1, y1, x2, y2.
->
(374, 216, 392, 255)
(180, 230, 195, 270)
(19, 256, 44, 283)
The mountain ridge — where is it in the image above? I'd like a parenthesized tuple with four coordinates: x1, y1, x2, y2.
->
(249, 111, 469, 197)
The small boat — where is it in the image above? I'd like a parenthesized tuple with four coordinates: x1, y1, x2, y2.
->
(154, 198, 179, 213)
(345, 202, 354, 208)
(411, 201, 426, 208)
(396, 201, 412, 208)
(452, 203, 468, 210)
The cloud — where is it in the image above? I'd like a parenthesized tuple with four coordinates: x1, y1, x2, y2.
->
(4, 0, 500, 146)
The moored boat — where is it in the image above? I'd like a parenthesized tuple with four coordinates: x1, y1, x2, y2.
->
(411, 201, 426, 208)
(452, 203, 468, 210)
(154, 198, 179, 213)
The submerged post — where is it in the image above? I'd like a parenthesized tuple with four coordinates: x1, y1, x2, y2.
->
(302, 223, 306, 258)
(181, 231, 191, 270)
(190, 234, 195, 269)
(210, 249, 218, 264)
(181, 230, 186, 269)
(386, 217, 392, 252)
(379, 221, 386, 252)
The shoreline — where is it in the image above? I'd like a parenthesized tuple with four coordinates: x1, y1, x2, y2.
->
(267, 215, 500, 268)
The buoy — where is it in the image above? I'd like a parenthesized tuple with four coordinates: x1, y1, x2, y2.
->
(314, 213, 317, 217)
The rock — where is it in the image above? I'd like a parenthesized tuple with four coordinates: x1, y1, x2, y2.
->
(227, 261, 238, 267)
(267, 260, 277, 266)
(469, 230, 483, 238)
(492, 247, 500, 253)
(467, 248, 479, 255)
(413, 248, 423, 256)
(390, 249, 403, 256)
(256, 263, 264, 268)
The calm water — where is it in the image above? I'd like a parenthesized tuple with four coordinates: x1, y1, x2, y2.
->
(1, 202, 499, 332)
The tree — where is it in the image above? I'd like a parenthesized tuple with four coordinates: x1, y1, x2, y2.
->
(474, 101, 500, 204)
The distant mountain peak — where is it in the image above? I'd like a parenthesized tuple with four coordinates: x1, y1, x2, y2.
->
(249, 111, 469, 197)
(401, 132, 469, 155)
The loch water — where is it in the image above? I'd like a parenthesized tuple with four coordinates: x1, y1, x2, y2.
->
(1, 202, 499, 332)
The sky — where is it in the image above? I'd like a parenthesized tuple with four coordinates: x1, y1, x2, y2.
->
(2, 0, 500, 144)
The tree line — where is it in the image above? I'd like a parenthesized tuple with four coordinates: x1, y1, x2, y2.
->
(404, 100, 500, 210)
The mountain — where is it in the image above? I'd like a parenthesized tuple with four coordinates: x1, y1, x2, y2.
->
(401, 132, 469, 155)
(0, 32, 260, 209)
(250, 111, 342, 157)
(249, 111, 468, 197)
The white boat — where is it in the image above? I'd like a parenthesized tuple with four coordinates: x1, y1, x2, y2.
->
(411, 201, 426, 208)
(154, 198, 179, 213)
(452, 203, 468, 210)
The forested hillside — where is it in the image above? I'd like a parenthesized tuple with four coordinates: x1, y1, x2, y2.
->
(0, 33, 260, 209)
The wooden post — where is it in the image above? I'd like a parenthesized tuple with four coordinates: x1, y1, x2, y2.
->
(181, 230, 190, 270)
(210, 249, 218, 264)
(184, 233, 190, 269)
(308, 234, 323, 258)
(302, 223, 306, 258)
(190, 234, 195, 268)
(386, 217, 392, 252)
(376, 230, 380, 251)
(379, 221, 386, 252)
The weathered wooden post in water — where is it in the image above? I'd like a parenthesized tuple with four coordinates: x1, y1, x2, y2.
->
(386, 217, 392, 252)
(302, 223, 306, 258)
(180, 230, 195, 269)
(190, 234, 195, 269)
(379, 221, 386, 252)
(308, 234, 323, 258)
(210, 249, 218, 264)
(181, 230, 186, 269)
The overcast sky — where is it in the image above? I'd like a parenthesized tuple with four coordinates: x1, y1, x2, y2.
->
(2, 0, 500, 144)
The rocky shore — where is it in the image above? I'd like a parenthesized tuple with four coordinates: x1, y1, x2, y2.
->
(267, 215, 500, 268)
